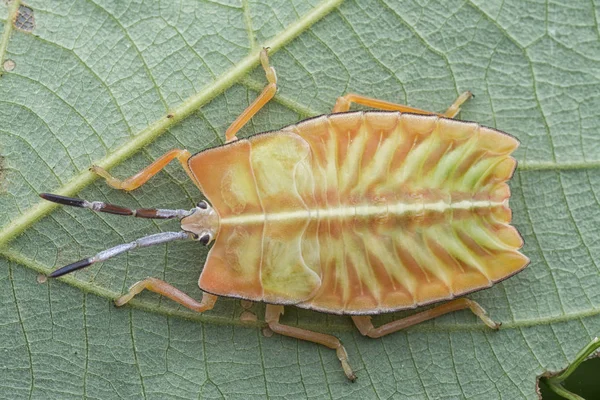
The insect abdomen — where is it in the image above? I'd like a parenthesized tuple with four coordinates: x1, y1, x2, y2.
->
(189, 112, 529, 314)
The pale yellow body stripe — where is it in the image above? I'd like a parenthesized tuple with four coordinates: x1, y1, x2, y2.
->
(220, 199, 507, 225)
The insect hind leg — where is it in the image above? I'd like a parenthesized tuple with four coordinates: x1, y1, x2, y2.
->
(442, 91, 473, 118)
(332, 91, 473, 118)
(352, 298, 499, 339)
(265, 305, 357, 381)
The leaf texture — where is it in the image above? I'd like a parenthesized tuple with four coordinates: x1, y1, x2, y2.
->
(1, 0, 600, 398)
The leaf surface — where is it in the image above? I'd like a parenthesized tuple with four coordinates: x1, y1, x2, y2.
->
(1, 0, 600, 398)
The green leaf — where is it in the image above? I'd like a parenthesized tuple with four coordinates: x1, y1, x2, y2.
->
(1, 0, 599, 398)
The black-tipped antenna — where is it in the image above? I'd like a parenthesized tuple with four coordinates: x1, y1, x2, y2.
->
(40, 193, 192, 219)
(48, 231, 192, 278)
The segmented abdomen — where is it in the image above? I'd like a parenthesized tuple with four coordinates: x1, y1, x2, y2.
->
(190, 111, 529, 314)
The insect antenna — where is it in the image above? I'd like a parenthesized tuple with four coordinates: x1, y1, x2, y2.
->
(48, 231, 192, 278)
(40, 193, 192, 219)
(40, 193, 197, 277)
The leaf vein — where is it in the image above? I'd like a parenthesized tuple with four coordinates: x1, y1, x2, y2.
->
(87, 0, 169, 110)
(0, 0, 21, 77)
(8, 263, 35, 399)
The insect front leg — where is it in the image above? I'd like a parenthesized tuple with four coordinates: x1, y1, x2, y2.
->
(351, 298, 500, 339)
(265, 305, 357, 381)
(332, 91, 473, 118)
(224, 48, 277, 143)
(91, 149, 193, 191)
(115, 277, 218, 312)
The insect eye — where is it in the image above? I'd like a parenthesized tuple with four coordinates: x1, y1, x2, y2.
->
(198, 233, 211, 245)
(196, 200, 208, 209)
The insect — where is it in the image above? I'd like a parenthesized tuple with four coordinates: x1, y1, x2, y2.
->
(42, 49, 529, 381)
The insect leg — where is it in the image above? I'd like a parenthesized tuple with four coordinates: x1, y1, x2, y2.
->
(115, 278, 218, 312)
(351, 298, 500, 339)
(332, 93, 444, 115)
(442, 91, 473, 118)
(332, 91, 473, 118)
(265, 305, 357, 381)
(224, 48, 277, 143)
(91, 148, 192, 191)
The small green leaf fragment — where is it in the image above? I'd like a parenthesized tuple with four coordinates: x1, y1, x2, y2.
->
(543, 337, 600, 400)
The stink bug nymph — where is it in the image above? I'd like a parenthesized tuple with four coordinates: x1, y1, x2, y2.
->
(42, 49, 528, 381)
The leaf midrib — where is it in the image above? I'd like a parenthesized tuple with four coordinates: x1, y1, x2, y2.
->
(2, 247, 597, 333)
(0, 0, 344, 247)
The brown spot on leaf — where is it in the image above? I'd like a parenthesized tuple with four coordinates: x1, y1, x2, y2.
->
(3, 59, 15, 72)
(14, 5, 35, 32)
